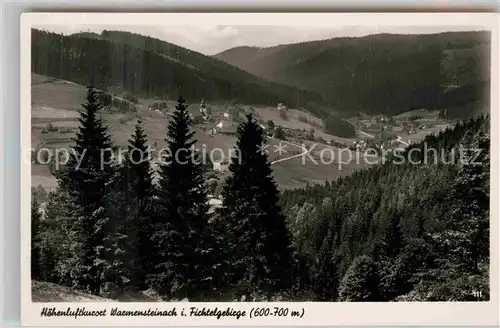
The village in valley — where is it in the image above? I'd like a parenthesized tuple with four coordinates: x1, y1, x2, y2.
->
(31, 72, 454, 216)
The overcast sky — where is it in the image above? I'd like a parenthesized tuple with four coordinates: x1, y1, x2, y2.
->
(39, 25, 481, 55)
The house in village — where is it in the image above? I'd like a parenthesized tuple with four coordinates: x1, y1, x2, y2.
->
(219, 125, 237, 135)
(200, 98, 207, 114)
(378, 116, 388, 123)
(199, 98, 210, 121)
(213, 159, 230, 172)
(207, 196, 223, 214)
(210, 121, 237, 136)
(354, 139, 367, 151)
(277, 103, 287, 111)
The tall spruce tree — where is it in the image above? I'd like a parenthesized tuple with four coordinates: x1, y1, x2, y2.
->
(446, 133, 489, 274)
(113, 119, 154, 289)
(221, 114, 293, 299)
(314, 229, 339, 301)
(56, 84, 116, 295)
(384, 211, 404, 258)
(151, 96, 213, 300)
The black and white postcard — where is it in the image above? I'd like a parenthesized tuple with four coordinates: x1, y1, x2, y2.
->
(20, 12, 499, 326)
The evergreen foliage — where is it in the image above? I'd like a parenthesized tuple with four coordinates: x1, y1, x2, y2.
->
(338, 256, 380, 301)
(150, 97, 215, 300)
(220, 114, 293, 298)
(281, 115, 490, 301)
(115, 119, 155, 288)
(54, 85, 116, 295)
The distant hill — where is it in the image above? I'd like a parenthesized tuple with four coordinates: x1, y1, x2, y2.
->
(215, 31, 491, 118)
(31, 29, 324, 116)
(70, 31, 104, 40)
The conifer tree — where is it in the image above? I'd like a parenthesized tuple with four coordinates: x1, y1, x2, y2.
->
(40, 189, 74, 284)
(384, 211, 404, 258)
(221, 114, 293, 299)
(151, 96, 213, 299)
(338, 255, 380, 301)
(56, 84, 116, 295)
(93, 205, 131, 296)
(114, 119, 154, 289)
(314, 229, 339, 301)
(439, 133, 489, 274)
(453, 134, 489, 273)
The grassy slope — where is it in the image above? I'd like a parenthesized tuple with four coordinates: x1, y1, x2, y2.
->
(32, 281, 160, 302)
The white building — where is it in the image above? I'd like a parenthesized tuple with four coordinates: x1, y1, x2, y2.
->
(277, 103, 287, 110)
(213, 160, 230, 172)
(354, 139, 367, 150)
(207, 197, 223, 214)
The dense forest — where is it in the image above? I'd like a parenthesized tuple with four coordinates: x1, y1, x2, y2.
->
(280, 115, 490, 301)
(215, 31, 491, 118)
(31, 29, 323, 112)
(32, 86, 489, 301)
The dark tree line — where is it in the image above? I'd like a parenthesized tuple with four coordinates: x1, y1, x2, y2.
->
(31, 29, 322, 114)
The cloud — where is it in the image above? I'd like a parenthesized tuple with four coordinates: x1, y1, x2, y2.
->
(215, 26, 240, 39)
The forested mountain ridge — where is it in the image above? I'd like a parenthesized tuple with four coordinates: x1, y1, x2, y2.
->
(31, 29, 324, 113)
(281, 115, 490, 301)
(215, 31, 491, 118)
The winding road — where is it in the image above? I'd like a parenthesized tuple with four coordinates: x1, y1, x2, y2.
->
(266, 136, 309, 165)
